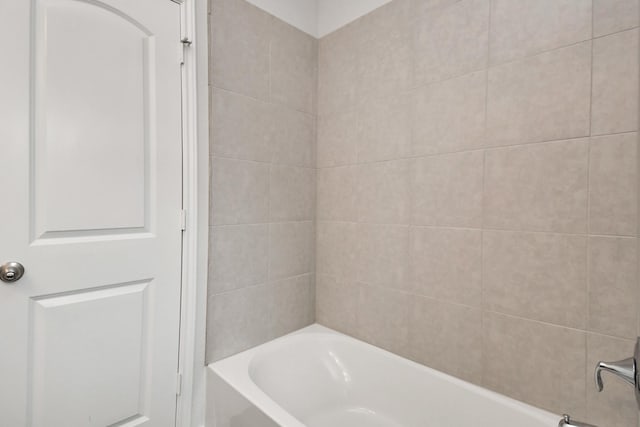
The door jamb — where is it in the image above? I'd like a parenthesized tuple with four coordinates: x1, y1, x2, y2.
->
(176, 0, 209, 426)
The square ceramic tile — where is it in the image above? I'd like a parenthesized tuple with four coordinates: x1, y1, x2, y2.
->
(210, 157, 269, 225)
(356, 95, 411, 162)
(210, 0, 270, 100)
(592, 29, 639, 135)
(589, 133, 638, 236)
(355, 223, 410, 290)
(483, 230, 587, 328)
(316, 221, 358, 280)
(411, 151, 484, 227)
(270, 105, 315, 167)
(483, 312, 587, 417)
(315, 275, 359, 336)
(269, 221, 313, 280)
(588, 236, 638, 338)
(206, 284, 273, 361)
(270, 19, 317, 114)
(489, 0, 591, 65)
(356, 12, 412, 103)
(408, 297, 482, 383)
(408, 227, 482, 307)
(271, 274, 315, 336)
(317, 166, 358, 222)
(210, 88, 271, 162)
(484, 139, 589, 233)
(412, 71, 486, 156)
(269, 165, 315, 221)
(357, 0, 412, 46)
(356, 284, 411, 356)
(413, 0, 489, 85)
(317, 33, 358, 115)
(593, 0, 640, 37)
(317, 110, 358, 167)
(486, 42, 591, 146)
(357, 160, 410, 225)
(208, 225, 269, 294)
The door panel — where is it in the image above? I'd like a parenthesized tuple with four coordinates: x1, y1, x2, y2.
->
(30, 281, 150, 427)
(0, 0, 183, 426)
(34, 0, 151, 236)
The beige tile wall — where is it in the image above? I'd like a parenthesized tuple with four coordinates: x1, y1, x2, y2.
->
(208, 0, 639, 423)
(315, 0, 640, 425)
(207, 0, 317, 362)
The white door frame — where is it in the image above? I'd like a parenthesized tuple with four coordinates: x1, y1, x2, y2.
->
(175, 0, 209, 426)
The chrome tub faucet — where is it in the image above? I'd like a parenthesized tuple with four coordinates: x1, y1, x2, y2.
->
(558, 414, 597, 427)
(594, 337, 640, 409)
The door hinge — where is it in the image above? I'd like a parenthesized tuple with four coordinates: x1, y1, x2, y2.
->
(180, 210, 187, 231)
(179, 37, 192, 65)
(176, 372, 182, 396)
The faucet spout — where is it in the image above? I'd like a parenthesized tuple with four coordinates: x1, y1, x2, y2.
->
(558, 414, 597, 427)
(595, 357, 636, 392)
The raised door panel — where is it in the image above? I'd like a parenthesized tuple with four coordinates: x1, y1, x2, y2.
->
(32, 0, 155, 240)
(30, 281, 151, 427)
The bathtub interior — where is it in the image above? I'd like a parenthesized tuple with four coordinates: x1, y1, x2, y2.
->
(248, 334, 353, 422)
(235, 326, 559, 427)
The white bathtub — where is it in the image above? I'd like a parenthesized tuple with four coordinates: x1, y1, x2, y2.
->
(207, 324, 561, 427)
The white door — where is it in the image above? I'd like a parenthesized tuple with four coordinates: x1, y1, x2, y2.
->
(0, 0, 184, 426)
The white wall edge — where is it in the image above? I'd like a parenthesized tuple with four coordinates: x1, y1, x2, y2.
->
(176, 0, 209, 426)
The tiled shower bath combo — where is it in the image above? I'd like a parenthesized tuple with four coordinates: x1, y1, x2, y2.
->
(207, 0, 640, 426)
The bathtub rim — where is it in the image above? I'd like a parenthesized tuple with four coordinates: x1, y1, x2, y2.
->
(208, 324, 561, 427)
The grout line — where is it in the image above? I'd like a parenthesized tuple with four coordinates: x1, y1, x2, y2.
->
(211, 154, 315, 169)
(485, 25, 639, 72)
(317, 275, 640, 343)
(592, 129, 640, 138)
(313, 220, 639, 240)
(211, 84, 317, 117)
(266, 162, 272, 282)
(318, 28, 639, 119)
(483, 309, 621, 339)
(479, 0, 492, 388)
(315, 130, 640, 170)
(636, 0, 640, 356)
(592, 24, 640, 41)
(586, 8, 595, 277)
(314, 134, 616, 169)
(584, 2, 595, 410)
(210, 272, 315, 298)
(267, 17, 273, 105)
(210, 220, 314, 228)
(636, 2, 640, 357)
(406, 55, 418, 288)
(312, 100, 320, 325)
(349, 281, 635, 341)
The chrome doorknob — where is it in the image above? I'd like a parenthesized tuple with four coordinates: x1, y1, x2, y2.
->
(0, 262, 25, 283)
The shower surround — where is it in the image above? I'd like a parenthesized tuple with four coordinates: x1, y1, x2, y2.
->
(208, 0, 640, 426)
(207, 0, 318, 362)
